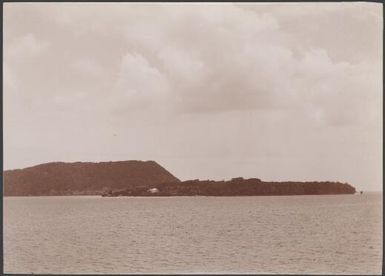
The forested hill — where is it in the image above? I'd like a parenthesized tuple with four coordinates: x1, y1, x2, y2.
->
(4, 160, 180, 196)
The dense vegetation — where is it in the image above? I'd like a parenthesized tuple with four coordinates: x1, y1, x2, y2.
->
(4, 161, 180, 196)
(4, 161, 356, 196)
(106, 177, 356, 197)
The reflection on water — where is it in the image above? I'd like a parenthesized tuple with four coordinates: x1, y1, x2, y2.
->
(4, 193, 382, 274)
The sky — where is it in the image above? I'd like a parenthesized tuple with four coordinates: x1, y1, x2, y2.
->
(3, 3, 383, 191)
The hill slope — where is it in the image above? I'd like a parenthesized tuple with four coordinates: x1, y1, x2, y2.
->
(4, 160, 180, 196)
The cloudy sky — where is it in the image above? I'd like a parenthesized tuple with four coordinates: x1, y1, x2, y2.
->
(4, 3, 382, 191)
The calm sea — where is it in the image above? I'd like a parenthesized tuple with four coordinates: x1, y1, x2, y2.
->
(4, 193, 383, 274)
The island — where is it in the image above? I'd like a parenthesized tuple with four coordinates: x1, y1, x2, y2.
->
(3, 160, 356, 196)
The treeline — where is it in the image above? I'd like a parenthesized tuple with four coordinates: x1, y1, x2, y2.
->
(105, 177, 356, 197)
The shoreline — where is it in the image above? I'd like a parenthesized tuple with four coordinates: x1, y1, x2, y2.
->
(5, 192, 381, 198)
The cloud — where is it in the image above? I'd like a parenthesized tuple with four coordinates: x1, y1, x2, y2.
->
(70, 58, 104, 78)
(4, 4, 380, 125)
(7, 33, 50, 60)
(113, 52, 170, 110)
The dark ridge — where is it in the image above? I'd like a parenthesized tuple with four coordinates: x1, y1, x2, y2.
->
(4, 160, 180, 196)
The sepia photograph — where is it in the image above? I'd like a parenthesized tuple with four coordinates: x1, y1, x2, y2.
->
(3, 1, 383, 274)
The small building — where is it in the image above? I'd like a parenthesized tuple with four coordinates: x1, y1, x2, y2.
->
(147, 188, 159, 193)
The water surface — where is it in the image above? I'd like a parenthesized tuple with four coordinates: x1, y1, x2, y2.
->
(4, 193, 382, 274)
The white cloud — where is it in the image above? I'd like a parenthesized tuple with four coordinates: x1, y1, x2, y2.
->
(114, 52, 170, 110)
(7, 33, 50, 60)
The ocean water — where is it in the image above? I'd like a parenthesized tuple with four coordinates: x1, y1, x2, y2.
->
(4, 193, 382, 274)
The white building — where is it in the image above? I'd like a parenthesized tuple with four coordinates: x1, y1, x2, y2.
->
(147, 188, 159, 193)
